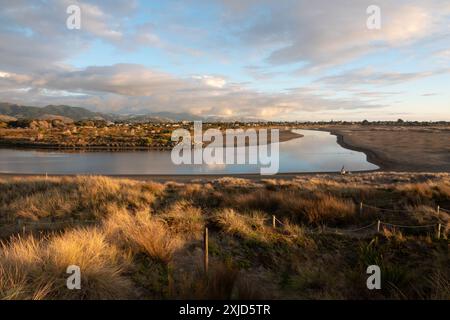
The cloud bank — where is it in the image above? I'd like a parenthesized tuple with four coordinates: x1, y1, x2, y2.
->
(0, 0, 449, 120)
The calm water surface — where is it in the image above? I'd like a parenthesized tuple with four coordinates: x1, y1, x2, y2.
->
(0, 130, 379, 175)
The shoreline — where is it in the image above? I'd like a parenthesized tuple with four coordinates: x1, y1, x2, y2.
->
(319, 126, 450, 173)
(324, 129, 387, 171)
(0, 169, 382, 183)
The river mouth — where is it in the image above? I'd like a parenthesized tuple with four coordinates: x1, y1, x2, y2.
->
(0, 130, 379, 175)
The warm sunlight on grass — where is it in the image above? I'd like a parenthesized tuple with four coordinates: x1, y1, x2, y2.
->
(0, 173, 448, 300)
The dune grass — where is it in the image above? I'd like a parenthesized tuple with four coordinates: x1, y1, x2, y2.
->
(0, 228, 133, 299)
(0, 173, 448, 300)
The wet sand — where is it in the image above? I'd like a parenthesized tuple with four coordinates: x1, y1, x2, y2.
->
(322, 125, 450, 172)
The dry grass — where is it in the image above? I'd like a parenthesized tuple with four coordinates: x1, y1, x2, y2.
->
(214, 209, 271, 243)
(397, 181, 450, 203)
(159, 200, 205, 238)
(0, 228, 133, 300)
(214, 208, 314, 248)
(171, 261, 270, 300)
(0, 173, 448, 300)
(103, 208, 183, 264)
(229, 190, 355, 225)
(0, 176, 163, 222)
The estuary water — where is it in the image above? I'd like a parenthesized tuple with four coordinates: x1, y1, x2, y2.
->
(0, 130, 379, 175)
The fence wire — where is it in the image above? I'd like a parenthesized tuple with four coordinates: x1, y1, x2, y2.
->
(440, 207, 450, 213)
(0, 202, 447, 237)
(380, 221, 437, 229)
(361, 203, 407, 213)
(0, 219, 97, 230)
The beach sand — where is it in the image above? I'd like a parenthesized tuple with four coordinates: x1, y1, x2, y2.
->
(323, 125, 450, 172)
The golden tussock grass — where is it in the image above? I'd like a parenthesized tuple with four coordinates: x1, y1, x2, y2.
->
(103, 207, 183, 264)
(0, 176, 162, 222)
(214, 208, 313, 247)
(397, 181, 450, 202)
(0, 173, 448, 300)
(0, 228, 133, 300)
(159, 200, 205, 238)
(228, 190, 355, 225)
(214, 209, 270, 243)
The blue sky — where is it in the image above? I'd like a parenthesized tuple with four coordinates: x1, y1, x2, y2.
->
(0, 0, 449, 120)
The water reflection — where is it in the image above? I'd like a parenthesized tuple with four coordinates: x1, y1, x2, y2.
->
(0, 130, 379, 174)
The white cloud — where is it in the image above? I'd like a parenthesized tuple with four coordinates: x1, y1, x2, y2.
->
(0, 63, 383, 119)
(218, 0, 450, 71)
(318, 67, 450, 88)
(193, 75, 227, 88)
(0, 0, 449, 120)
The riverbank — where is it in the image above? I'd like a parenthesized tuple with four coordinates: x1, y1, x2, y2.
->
(316, 125, 450, 172)
(329, 129, 395, 171)
(0, 128, 302, 151)
(0, 171, 377, 183)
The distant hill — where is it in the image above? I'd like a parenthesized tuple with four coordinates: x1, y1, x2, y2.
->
(0, 102, 203, 123)
(147, 111, 204, 121)
(112, 111, 262, 122)
(0, 102, 263, 123)
(37, 114, 74, 123)
(0, 103, 107, 121)
(0, 114, 17, 122)
(111, 114, 175, 123)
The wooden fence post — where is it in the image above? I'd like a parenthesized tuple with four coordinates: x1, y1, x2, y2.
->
(377, 220, 381, 233)
(17, 219, 24, 234)
(437, 224, 441, 240)
(203, 227, 209, 274)
(19, 219, 26, 235)
(272, 215, 276, 228)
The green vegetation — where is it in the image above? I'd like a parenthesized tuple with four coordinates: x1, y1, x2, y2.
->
(0, 118, 297, 150)
(0, 121, 177, 149)
(0, 173, 448, 300)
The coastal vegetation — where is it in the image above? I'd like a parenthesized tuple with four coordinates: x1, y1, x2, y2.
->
(0, 173, 448, 300)
(0, 118, 299, 150)
(0, 120, 177, 150)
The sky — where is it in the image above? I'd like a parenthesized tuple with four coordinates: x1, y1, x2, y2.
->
(0, 0, 449, 121)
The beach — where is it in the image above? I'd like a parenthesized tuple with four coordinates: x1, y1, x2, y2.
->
(323, 125, 450, 172)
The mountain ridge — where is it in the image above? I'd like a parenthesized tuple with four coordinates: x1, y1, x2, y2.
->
(0, 102, 264, 123)
(0, 102, 106, 121)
